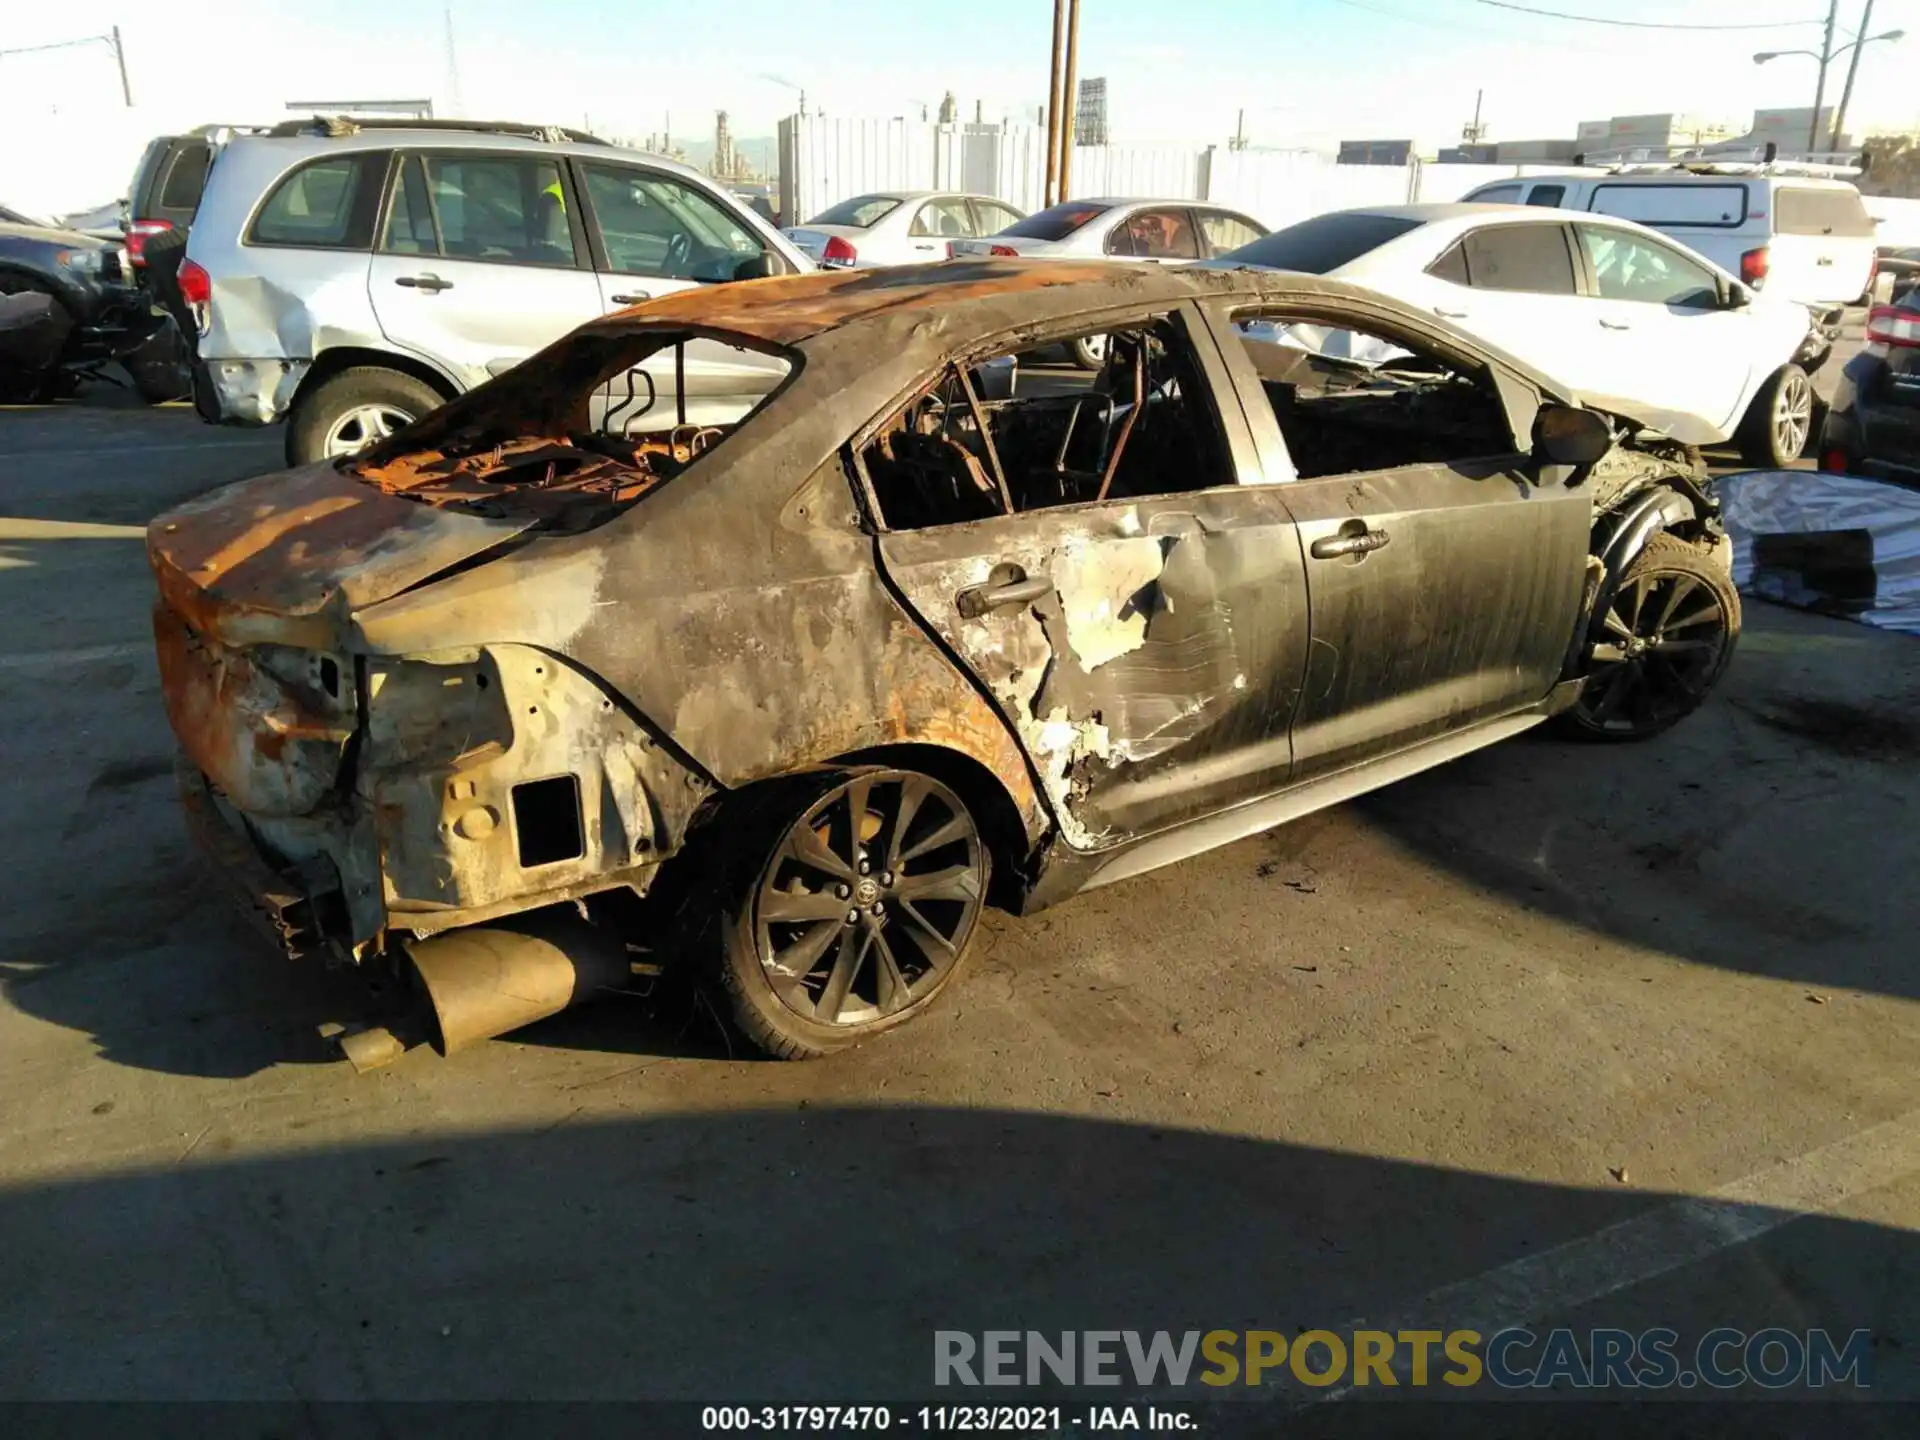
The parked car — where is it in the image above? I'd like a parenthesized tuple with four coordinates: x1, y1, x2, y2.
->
(178, 117, 812, 463)
(783, 191, 1027, 268)
(950, 198, 1268, 365)
(149, 261, 1736, 1063)
(1459, 160, 1877, 311)
(1819, 291, 1920, 483)
(1211, 203, 1832, 466)
(0, 208, 164, 400)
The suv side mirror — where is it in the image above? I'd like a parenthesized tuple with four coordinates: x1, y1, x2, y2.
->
(1534, 403, 1612, 466)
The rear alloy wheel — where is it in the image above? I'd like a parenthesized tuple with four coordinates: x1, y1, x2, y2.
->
(1737, 363, 1813, 467)
(286, 365, 443, 466)
(1559, 534, 1740, 741)
(719, 769, 988, 1058)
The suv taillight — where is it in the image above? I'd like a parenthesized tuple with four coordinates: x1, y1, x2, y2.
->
(1740, 245, 1770, 287)
(1866, 304, 1920, 348)
(177, 257, 212, 335)
(124, 218, 174, 267)
(821, 235, 858, 268)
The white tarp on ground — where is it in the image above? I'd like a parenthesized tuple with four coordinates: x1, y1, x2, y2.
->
(1719, 469, 1920, 635)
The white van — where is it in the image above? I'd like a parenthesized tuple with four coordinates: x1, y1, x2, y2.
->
(1461, 160, 1876, 311)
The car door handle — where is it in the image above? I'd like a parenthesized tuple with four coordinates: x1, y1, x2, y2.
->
(1310, 528, 1391, 560)
(610, 291, 652, 304)
(1816, 257, 1834, 266)
(955, 570, 1051, 618)
(1598, 318, 1631, 330)
(394, 274, 453, 292)
(1433, 306, 1469, 319)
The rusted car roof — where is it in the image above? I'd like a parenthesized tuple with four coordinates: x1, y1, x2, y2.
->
(580, 258, 1230, 346)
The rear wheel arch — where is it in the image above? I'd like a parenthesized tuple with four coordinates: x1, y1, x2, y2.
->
(291, 345, 461, 413)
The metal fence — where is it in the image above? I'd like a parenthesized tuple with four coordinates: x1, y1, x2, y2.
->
(776, 114, 1555, 228)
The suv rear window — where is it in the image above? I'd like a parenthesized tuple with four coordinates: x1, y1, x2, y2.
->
(249, 154, 381, 249)
(1217, 212, 1423, 272)
(1001, 202, 1111, 241)
(1775, 186, 1874, 237)
(1589, 183, 1747, 228)
(159, 144, 211, 212)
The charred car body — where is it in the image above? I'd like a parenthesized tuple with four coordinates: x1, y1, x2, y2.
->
(149, 262, 1739, 1060)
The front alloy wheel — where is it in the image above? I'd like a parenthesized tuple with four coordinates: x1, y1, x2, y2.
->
(1562, 534, 1740, 741)
(720, 769, 988, 1057)
(1738, 363, 1813, 467)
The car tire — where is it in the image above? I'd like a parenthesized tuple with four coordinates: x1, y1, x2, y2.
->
(286, 366, 442, 466)
(1556, 534, 1741, 742)
(715, 767, 990, 1059)
(1071, 334, 1108, 371)
(1736, 363, 1814, 468)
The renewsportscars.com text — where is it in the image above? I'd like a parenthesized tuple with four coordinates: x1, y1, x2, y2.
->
(934, 1328, 1873, 1391)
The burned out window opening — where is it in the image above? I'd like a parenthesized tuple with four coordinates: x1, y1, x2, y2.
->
(1228, 311, 1518, 480)
(346, 327, 795, 530)
(860, 317, 1232, 530)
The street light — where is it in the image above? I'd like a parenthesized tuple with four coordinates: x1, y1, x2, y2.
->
(1752, 0, 1905, 153)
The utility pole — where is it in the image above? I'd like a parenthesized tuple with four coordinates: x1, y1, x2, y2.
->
(1232, 108, 1245, 152)
(1809, 0, 1839, 150)
(1044, 0, 1067, 206)
(443, 9, 462, 119)
(1462, 88, 1488, 145)
(1058, 0, 1081, 202)
(1830, 0, 1873, 153)
(110, 25, 131, 106)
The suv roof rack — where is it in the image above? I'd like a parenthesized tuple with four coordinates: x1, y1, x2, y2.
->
(1570, 142, 1867, 179)
(265, 116, 609, 145)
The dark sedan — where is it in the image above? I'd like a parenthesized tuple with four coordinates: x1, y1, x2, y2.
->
(1820, 294, 1920, 484)
(147, 262, 1740, 1064)
(0, 208, 163, 399)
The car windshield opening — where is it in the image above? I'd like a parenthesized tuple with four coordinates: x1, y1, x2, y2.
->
(346, 328, 795, 529)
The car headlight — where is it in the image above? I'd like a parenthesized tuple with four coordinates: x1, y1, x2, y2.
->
(56, 248, 105, 276)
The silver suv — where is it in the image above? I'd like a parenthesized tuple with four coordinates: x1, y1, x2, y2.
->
(178, 119, 811, 463)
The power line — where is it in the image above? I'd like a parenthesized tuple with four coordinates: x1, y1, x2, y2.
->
(1472, 0, 1820, 30)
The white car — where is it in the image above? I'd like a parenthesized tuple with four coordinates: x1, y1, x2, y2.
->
(950, 197, 1269, 365)
(1212, 203, 1831, 466)
(783, 192, 1026, 269)
(1460, 165, 1876, 311)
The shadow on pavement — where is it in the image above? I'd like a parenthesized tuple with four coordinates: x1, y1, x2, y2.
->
(0, 1104, 1912, 1413)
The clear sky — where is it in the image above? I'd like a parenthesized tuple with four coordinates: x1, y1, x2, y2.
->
(5, 0, 1919, 155)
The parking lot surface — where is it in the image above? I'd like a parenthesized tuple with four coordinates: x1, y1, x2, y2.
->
(1, 394, 1917, 1414)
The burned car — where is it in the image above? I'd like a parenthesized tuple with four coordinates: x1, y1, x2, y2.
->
(149, 261, 1739, 1061)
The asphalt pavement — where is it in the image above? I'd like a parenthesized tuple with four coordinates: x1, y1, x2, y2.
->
(1, 393, 1917, 1419)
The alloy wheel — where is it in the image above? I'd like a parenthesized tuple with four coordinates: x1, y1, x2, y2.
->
(1575, 565, 1732, 736)
(754, 771, 984, 1027)
(323, 403, 414, 457)
(1772, 368, 1812, 462)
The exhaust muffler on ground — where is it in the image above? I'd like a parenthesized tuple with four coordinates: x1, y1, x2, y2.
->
(335, 918, 631, 1070)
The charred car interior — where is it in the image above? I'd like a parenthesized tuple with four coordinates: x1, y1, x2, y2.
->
(147, 262, 1741, 1066)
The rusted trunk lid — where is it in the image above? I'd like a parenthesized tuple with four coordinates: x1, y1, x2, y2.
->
(147, 462, 534, 649)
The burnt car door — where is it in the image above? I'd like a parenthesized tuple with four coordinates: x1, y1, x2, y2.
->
(863, 305, 1313, 849)
(1205, 297, 1591, 781)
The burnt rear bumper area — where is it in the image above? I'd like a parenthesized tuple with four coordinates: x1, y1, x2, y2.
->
(176, 757, 348, 963)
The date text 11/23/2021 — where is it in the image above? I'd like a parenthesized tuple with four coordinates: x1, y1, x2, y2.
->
(701, 1406, 1194, 1432)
